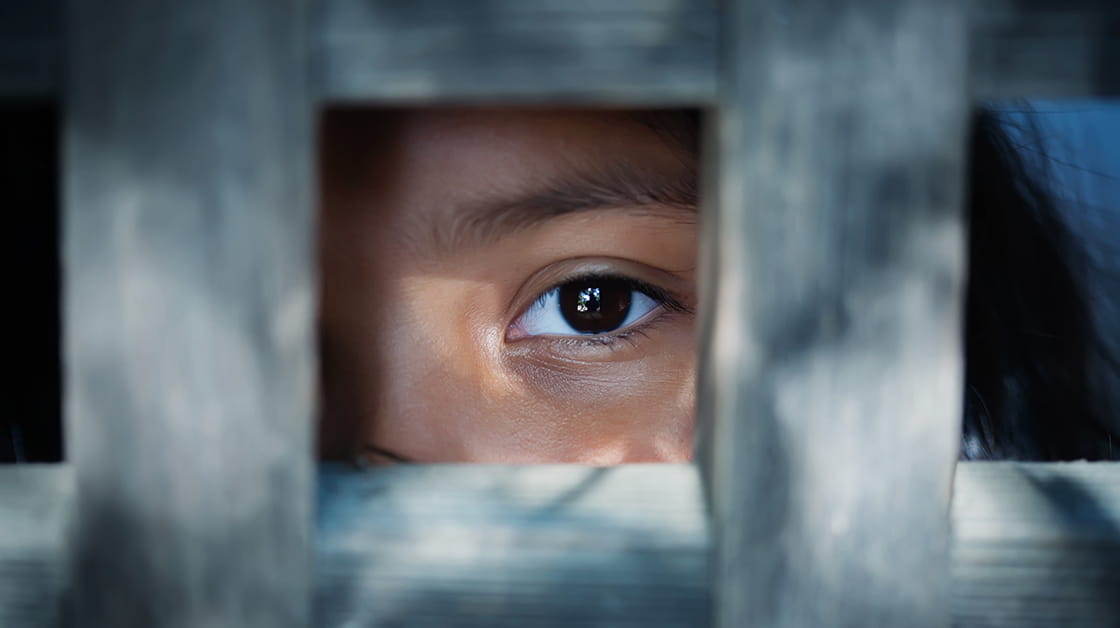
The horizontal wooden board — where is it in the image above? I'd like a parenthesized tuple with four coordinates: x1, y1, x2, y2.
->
(3, 463, 1120, 626)
(317, 464, 709, 627)
(0, 465, 69, 628)
(952, 462, 1120, 627)
(970, 0, 1120, 98)
(2, 0, 1116, 100)
(316, 0, 718, 103)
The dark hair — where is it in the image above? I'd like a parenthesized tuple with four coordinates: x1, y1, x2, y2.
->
(962, 106, 1118, 460)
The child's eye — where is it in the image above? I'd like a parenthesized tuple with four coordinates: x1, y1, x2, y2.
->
(509, 276, 673, 339)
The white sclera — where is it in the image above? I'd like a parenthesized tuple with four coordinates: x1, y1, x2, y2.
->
(515, 287, 660, 337)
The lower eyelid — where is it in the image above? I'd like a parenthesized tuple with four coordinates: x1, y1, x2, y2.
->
(515, 305, 679, 353)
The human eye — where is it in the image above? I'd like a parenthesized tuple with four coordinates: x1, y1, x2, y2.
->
(506, 274, 689, 342)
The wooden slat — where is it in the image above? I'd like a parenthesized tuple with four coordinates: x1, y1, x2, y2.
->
(8, 0, 1114, 101)
(0, 466, 69, 628)
(4, 463, 1120, 627)
(317, 465, 708, 627)
(315, 0, 718, 103)
(952, 462, 1120, 628)
(970, 0, 1120, 98)
(699, 1, 969, 626)
(63, 2, 315, 626)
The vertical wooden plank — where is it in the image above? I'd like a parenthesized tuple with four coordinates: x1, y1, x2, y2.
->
(64, 2, 313, 626)
(699, 0, 968, 626)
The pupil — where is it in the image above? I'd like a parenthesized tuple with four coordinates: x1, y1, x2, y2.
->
(559, 278, 632, 333)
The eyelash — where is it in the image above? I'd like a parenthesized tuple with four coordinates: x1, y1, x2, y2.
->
(515, 273, 692, 348)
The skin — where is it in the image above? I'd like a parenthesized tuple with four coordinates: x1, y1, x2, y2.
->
(317, 109, 698, 464)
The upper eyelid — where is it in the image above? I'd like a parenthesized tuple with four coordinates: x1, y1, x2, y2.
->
(503, 256, 695, 321)
(525, 273, 685, 314)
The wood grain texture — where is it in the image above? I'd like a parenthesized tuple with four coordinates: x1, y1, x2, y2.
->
(317, 464, 709, 627)
(315, 0, 718, 104)
(3, 0, 1118, 100)
(5, 463, 1120, 627)
(952, 462, 1120, 628)
(699, 1, 969, 626)
(63, 2, 315, 627)
(0, 466, 70, 628)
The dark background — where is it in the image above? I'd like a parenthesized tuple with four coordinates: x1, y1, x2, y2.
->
(1, 102, 62, 462)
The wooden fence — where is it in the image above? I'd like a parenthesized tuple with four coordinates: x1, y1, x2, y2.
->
(0, 0, 1118, 626)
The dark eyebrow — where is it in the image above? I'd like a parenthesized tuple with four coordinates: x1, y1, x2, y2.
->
(432, 160, 698, 254)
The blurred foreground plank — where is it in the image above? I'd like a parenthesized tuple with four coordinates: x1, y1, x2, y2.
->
(3, 0, 1118, 99)
(700, 1, 967, 626)
(63, 1, 315, 626)
(3, 463, 1120, 627)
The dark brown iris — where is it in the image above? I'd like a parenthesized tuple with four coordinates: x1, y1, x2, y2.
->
(558, 278, 632, 333)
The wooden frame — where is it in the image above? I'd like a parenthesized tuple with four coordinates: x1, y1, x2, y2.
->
(5, 463, 1120, 626)
(63, 2, 314, 626)
(704, 1, 967, 625)
(4, 1, 1118, 101)
(1, 0, 1118, 626)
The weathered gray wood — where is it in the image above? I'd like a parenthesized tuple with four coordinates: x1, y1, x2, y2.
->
(699, 1, 969, 626)
(952, 462, 1120, 628)
(5, 0, 1118, 100)
(0, 465, 70, 628)
(317, 0, 1118, 101)
(317, 464, 709, 627)
(970, 0, 1120, 98)
(5, 463, 1120, 627)
(0, 465, 708, 628)
(63, 2, 315, 627)
(315, 0, 718, 103)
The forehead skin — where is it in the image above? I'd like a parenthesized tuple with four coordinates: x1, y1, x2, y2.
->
(317, 109, 698, 463)
(323, 108, 695, 250)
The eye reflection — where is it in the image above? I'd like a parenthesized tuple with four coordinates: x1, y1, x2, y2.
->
(562, 279, 631, 332)
(575, 286, 598, 313)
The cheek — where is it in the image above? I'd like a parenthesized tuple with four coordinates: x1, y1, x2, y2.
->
(366, 279, 696, 463)
(474, 336, 697, 463)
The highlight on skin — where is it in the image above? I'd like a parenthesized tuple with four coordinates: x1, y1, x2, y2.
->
(317, 109, 700, 464)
